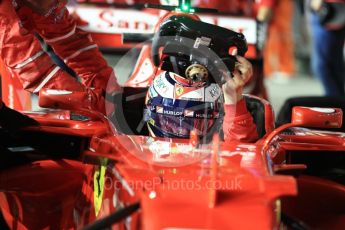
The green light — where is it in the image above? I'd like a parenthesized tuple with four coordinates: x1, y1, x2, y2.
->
(181, 4, 190, 12)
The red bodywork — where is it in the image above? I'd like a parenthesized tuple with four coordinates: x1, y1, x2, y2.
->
(1, 3, 344, 230)
(0, 99, 295, 229)
(1, 94, 345, 229)
(266, 126, 345, 229)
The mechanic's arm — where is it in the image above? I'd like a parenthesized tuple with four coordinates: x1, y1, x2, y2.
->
(222, 56, 258, 143)
(16, 0, 120, 92)
(0, 0, 86, 93)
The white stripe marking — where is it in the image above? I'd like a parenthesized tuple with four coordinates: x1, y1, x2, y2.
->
(45, 24, 76, 43)
(14, 51, 45, 69)
(64, 44, 98, 62)
(111, 168, 135, 197)
(33, 66, 61, 93)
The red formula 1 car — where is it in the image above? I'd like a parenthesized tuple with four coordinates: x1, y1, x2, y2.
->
(2, 86, 345, 229)
(0, 2, 344, 230)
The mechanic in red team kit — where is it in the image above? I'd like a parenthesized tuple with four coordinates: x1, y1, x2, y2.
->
(0, 0, 121, 112)
(0, 0, 121, 130)
(0, 0, 258, 142)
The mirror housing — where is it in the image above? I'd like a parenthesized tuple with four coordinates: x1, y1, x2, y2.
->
(292, 106, 343, 128)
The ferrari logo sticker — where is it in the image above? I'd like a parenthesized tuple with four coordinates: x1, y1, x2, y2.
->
(93, 164, 106, 217)
(175, 86, 184, 97)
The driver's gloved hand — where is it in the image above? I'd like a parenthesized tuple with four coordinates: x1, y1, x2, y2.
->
(0, 103, 39, 131)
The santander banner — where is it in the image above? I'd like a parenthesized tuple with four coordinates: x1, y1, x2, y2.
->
(71, 6, 257, 45)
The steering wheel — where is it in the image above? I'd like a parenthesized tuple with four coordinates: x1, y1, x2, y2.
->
(151, 15, 248, 83)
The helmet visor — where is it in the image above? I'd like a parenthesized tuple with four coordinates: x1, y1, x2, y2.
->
(154, 113, 215, 138)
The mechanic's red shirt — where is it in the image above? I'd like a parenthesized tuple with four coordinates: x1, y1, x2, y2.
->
(0, 0, 121, 112)
(257, 0, 276, 9)
(223, 98, 259, 143)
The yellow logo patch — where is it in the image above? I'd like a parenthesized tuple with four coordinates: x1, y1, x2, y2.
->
(175, 86, 184, 96)
(93, 164, 106, 217)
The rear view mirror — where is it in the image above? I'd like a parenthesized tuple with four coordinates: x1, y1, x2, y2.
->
(292, 106, 343, 129)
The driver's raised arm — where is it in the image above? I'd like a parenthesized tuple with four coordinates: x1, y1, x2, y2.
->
(222, 56, 258, 143)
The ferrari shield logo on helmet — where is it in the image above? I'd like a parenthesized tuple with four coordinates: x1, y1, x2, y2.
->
(175, 86, 184, 96)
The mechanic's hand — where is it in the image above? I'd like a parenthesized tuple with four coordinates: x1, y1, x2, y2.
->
(222, 55, 253, 105)
(257, 6, 273, 22)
